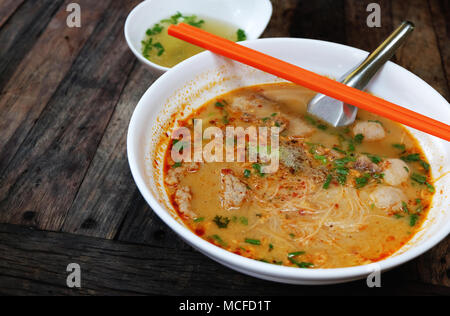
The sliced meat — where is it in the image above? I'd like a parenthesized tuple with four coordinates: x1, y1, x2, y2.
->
(165, 162, 201, 186)
(165, 167, 184, 186)
(352, 121, 386, 141)
(174, 186, 196, 218)
(220, 169, 247, 209)
(229, 94, 278, 118)
(382, 158, 409, 186)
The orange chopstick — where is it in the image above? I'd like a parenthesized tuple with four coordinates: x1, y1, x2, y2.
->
(168, 23, 450, 142)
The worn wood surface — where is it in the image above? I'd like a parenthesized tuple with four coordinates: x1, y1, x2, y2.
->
(0, 0, 448, 295)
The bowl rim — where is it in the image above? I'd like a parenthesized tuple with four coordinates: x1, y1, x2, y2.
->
(127, 37, 450, 282)
(124, 0, 273, 73)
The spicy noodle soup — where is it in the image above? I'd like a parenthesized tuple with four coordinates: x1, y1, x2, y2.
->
(162, 83, 434, 269)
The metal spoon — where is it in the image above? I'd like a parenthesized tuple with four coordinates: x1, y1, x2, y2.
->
(307, 21, 415, 127)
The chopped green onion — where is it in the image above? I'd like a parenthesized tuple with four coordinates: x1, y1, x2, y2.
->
(355, 174, 370, 188)
(213, 215, 230, 228)
(411, 173, 427, 184)
(409, 214, 419, 227)
(402, 201, 409, 214)
(392, 143, 406, 151)
(323, 174, 333, 189)
(245, 238, 261, 245)
(401, 153, 421, 162)
(314, 154, 328, 165)
(354, 133, 364, 144)
(237, 29, 247, 41)
(172, 162, 182, 168)
(211, 234, 226, 246)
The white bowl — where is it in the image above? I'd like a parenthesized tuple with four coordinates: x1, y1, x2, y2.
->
(124, 0, 273, 75)
(127, 38, 450, 285)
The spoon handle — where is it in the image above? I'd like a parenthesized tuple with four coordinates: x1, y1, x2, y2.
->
(343, 21, 415, 89)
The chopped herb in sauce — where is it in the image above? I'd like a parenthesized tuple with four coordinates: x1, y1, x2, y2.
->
(314, 154, 328, 165)
(409, 214, 419, 227)
(237, 29, 247, 41)
(245, 238, 261, 245)
(401, 153, 421, 162)
(323, 174, 333, 189)
(354, 133, 364, 144)
(367, 154, 382, 164)
(402, 201, 409, 214)
(392, 143, 406, 151)
(215, 101, 225, 108)
(211, 234, 226, 246)
(213, 215, 230, 228)
(355, 173, 370, 188)
(411, 173, 426, 184)
(239, 217, 249, 226)
(252, 163, 264, 177)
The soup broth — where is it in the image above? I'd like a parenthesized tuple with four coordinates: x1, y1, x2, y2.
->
(162, 83, 434, 269)
(142, 14, 240, 68)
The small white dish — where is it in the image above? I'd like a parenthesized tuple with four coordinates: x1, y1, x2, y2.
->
(124, 0, 273, 75)
(127, 38, 450, 284)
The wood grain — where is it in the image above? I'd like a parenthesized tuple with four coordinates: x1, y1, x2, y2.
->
(1, 223, 449, 296)
(0, 0, 138, 230)
(289, 0, 346, 43)
(116, 190, 192, 250)
(0, 0, 25, 28)
(262, 0, 298, 38)
(61, 63, 159, 239)
(0, 0, 112, 176)
(0, 0, 64, 93)
(428, 0, 450, 94)
(391, 0, 450, 99)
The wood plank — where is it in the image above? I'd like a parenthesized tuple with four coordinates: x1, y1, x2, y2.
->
(116, 190, 191, 249)
(391, 0, 450, 99)
(61, 64, 162, 240)
(288, 0, 346, 44)
(428, 0, 450, 94)
(344, 0, 394, 53)
(0, 0, 64, 92)
(1, 223, 449, 296)
(261, 0, 298, 37)
(0, 0, 139, 230)
(0, 0, 113, 176)
(0, 0, 25, 28)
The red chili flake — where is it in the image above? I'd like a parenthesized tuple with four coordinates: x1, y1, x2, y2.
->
(195, 227, 205, 236)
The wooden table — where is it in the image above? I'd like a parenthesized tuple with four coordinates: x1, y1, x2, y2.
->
(0, 0, 448, 296)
